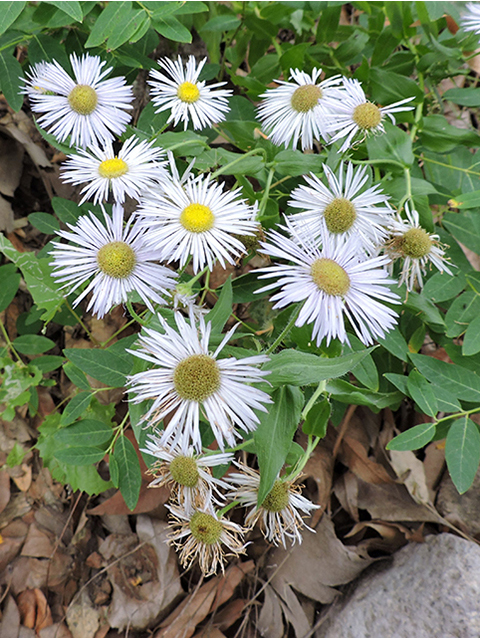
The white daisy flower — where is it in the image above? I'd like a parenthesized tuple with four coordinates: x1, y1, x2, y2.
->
(23, 53, 133, 149)
(127, 311, 271, 452)
(142, 437, 233, 511)
(288, 162, 393, 252)
(168, 501, 247, 576)
(327, 78, 415, 153)
(137, 172, 259, 273)
(461, 2, 480, 35)
(228, 464, 318, 547)
(148, 55, 232, 131)
(257, 67, 343, 150)
(257, 220, 399, 346)
(385, 201, 453, 291)
(60, 136, 167, 205)
(50, 203, 177, 318)
(172, 282, 207, 317)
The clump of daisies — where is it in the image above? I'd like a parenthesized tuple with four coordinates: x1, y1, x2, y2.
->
(384, 201, 453, 291)
(22, 53, 133, 149)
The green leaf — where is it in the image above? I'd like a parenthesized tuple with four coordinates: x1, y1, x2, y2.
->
(44, 1, 83, 21)
(6, 441, 26, 467)
(443, 87, 480, 107)
(231, 272, 264, 303)
(201, 14, 240, 31)
(463, 316, 480, 356)
(387, 422, 436, 451)
(32, 355, 64, 373)
(265, 348, 375, 387)
(367, 121, 414, 168)
(206, 276, 232, 334)
(445, 291, 480, 338)
(0, 52, 23, 112)
(302, 398, 331, 438)
(443, 211, 480, 256)
(63, 361, 90, 390)
(369, 67, 422, 104)
(55, 419, 113, 446)
(377, 326, 409, 361)
(404, 290, 445, 329)
(273, 150, 322, 176)
(85, 1, 131, 47)
(0, 265, 20, 312)
(345, 335, 379, 391)
(420, 115, 480, 153)
(55, 446, 106, 465)
(28, 34, 70, 70)
(107, 10, 149, 50)
(254, 385, 303, 505)
(64, 348, 132, 387)
(445, 416, 480, 494)
(326, 379, 404, 411)
(153, 15, 192, 42)
(407, 370, 438, 418)
(409, 353, 480, 402)
(28, 212, 60, 235)
(60, 392, 92, 426)
(423, 271, 466, 304)
(112, 435, 142, 511)
(51, 197, 83, 226)
(13, 334, 54, 355)
(0, 2, 26, 36)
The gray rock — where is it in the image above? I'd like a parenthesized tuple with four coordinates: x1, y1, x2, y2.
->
(317, 534, 480, 638)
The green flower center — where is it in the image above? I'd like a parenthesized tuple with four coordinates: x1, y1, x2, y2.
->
(169, 455, 200, 488)
(352, 101, 382, 130)
(173, 354, 221, 402)
(180, 203, 215, 233)
(310, 258, 351, 297)
(97, 241, 136, 279)
(177, 81, 200, 103)
(323, 197, 357, 234)
(68, 84, 98, 115)
(189, 512, 223, 545)
(291, 84, 322, 113)
(98, 157, 129, 179)
(262, 480, 290, 512)
(401, 227, 432, 258)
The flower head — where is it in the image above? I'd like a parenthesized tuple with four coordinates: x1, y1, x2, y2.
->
(23, 53, 133, 149)
(50, 203, 177, 318)
(461, 3, 480, 35)
(142, 438, 233, 511)
(137, 171, 259, 273)
(168, 501, 247, 576)
(385, 201, 453, 291)
(61, 136, 167, 205)
(257, 220, 399, 346)
(148, 55, 232, 130)
(288, 162, 393, 252)
(257, 67, 343, 150)
(326, 78, 414, 153)
(228, 464, 318, 547)
(128, 312, 271, 452)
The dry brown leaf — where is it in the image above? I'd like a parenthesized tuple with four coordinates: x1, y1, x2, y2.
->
(339, 435, 395, 485)
(17, 588, 53, 633)
(0, 135, 24, 197)
(66, 592, 99, 638)
(156, 561, 254, 638)
(0, 595, 21, 638)
(10, 463, 32, 493)
(211, 598, 246, 631)
(423, 441, 446, 497)
(302, 443, 333, 527)
(388, 449, 433, 506)
(10, 550, 72, 594)
(270, 579, 312, 638)
(0, 193, 14, 233)
(21, 522, 56, 558)
(333, 470, 359, 522)
(257, 584, 285, 638)
(0, 468, 11, 515)
(39, 622, 72, 638)
(193, 629, 226, 638)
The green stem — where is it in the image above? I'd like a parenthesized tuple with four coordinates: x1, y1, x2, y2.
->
(64, 299, 99, 345)
(417, 154, 480, 178)
(199, 269, 211, 305)
(0, 316, 21, 361)
(187, 265, 210, 287)
(266, 305, 301, 355)
(435, 407, 480, 425)
(258, 167, 275, 219)
(285, 434, 320, 481)
(301, 380, 326, 421)
(126, 301, 146, 326)
(222, 437, 254, 453)
(217, 500, 239, 518)
(210, 148, 265, 180)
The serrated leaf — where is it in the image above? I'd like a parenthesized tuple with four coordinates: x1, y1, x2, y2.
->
(55, 418, 113, 446)
(265, 348, 375, 387)
(55, 446, 106, 465)
(407, 370, 438, 418)
(387, 423, 436, 451)
(112, 435, 142, 511)
(64, 348, 132, 387)
(255, 385, 304, 506)
(0, 2, 26, 36)
(13, 334, 54, 355)
(0, 52, 23, 111)
(60, 392, 93, 426)
(445, 416, 480, 494)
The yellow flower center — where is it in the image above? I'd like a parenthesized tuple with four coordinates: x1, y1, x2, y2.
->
(189, 512, 223, 545)
(262, 480, 290, 512)
(323, 197, 357, 234)
(311, 258, 351, 296)
(68, 84, 98, 115)
(177, 81, 200, 104)
(401, 227, 432, 259)
(98, 157, 129, 180)
(352, 101, 382, 130)
(173, 354, 221, 402)
(180, 203, 215, 233)
(169, 455, 200, 488)
(96, 241, 136, 279)
(290, 84, 322, 113)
